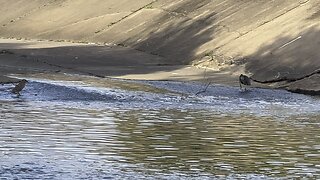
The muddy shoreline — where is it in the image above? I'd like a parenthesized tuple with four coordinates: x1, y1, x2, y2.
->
(0, 38, 318, 96)
(0, 0, 320, 96)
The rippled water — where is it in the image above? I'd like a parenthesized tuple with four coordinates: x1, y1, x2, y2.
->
(1, 74, 320, 179)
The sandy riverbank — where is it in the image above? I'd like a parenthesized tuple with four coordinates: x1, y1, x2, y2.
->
(0, 38, 243, 88)
(1, 0, 320, 95)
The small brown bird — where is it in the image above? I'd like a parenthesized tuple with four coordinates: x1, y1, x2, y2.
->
(11, 79, 28, 95)
(239, 74, 251, 91)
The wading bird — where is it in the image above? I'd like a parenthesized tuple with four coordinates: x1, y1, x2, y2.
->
(239, 74, 251, 91)
(11, 79, 28, 96)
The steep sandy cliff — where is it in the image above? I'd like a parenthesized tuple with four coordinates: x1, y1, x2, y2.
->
(0, 0, 319, 94)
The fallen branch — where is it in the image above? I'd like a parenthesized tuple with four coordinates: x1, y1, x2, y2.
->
(195, 81, 212, 95)
(195, 54, 214, 95)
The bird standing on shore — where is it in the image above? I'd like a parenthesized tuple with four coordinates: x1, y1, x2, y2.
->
(239, 74, 251, 91)
(11, 79, 28, 96)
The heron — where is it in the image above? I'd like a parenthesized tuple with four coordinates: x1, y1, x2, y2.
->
(11, 79, 28, 96)
(239, 74, 251, 91)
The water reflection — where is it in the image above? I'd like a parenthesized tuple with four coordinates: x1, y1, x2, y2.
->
(0, 75, 320, 179)
(113, 109, 320, 178)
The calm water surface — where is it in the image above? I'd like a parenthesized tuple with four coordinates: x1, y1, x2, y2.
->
(0, 74, 320, 179)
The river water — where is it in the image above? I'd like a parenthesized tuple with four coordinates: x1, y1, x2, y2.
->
(0, 73, 320, 179)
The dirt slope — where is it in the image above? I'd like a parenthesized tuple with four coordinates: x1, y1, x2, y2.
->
(0, 0, 319, 94)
